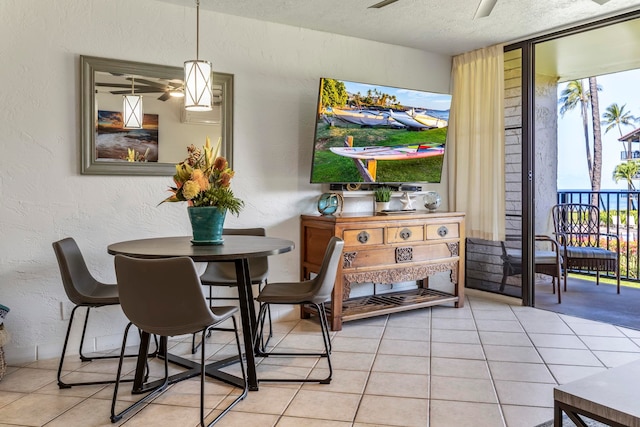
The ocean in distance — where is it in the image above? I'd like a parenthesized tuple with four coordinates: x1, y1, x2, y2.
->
(558, 190, 640, 211)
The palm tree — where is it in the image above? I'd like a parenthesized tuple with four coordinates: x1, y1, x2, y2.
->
(559, 79, 603, 207)
(559, 80, 593, 182)
(589, 77, 602, 208)
(602, 103, 638, 159)
(613, 161, 640, 191)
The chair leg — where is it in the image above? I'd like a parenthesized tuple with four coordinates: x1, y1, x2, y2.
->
(78, 306, 92, 362)
(57, 306, 139, 389)
(80, 307, 153, 361)
(316, 303, 333, 384)
(191, 327, 213, 355)
(58, 305, 157, 389)
(111, 328, 169, 423)
(192, 333, 199, 355)
(318, 304, 332, 354)
(256, 303, 273, 353)
(258, 280, 273, 351)
(202, 316, 248, 426)
(553, 263, 562, 304)
(194, 283, 274, 355)
(254, 303, 332, 384)
(500, 265, 509, 292)
(57, 305, 80, 388)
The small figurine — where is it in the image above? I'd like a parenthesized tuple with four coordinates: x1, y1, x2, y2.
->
(400, 192, 415, 210)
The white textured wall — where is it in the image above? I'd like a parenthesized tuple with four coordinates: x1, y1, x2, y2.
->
(0, 0, 451, 364)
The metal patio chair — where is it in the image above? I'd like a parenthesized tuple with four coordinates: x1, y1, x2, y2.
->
(551, 203, 621, 293)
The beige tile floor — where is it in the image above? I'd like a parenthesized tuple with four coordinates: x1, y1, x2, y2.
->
(1, 293, 640, 427)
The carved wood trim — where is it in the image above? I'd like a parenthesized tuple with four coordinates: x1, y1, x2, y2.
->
(395, 247, 413, 263)
(450, 265, 458, 284)
(343, 261, 459, 290)
(343, 252, 357, 268)
(343, 281, 351, 300)
(447, 242, 459, 257)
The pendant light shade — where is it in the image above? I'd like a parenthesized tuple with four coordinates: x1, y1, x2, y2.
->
(123, 78, 143, 129)
(184, 59, 212, 111)
(184, 0, 212, 112)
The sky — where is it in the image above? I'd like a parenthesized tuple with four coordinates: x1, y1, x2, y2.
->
(557, 68, 640, 190)
(339, 79, 452, 112)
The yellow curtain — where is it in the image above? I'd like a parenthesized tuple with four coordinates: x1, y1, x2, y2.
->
(447, 44, 505, 241)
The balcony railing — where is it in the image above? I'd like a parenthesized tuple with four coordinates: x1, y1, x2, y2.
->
(620, 150, 640, 160)
(557, 190, 639, 282)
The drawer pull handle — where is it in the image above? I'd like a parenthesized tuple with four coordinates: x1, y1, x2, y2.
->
(357, 231, 370, 244)
(400, 228, 412, 240)
(437, 226, 448, 237)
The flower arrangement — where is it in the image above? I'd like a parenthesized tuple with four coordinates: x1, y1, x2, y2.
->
(160, 137, 244, 216)
(125, 147, 150, 162)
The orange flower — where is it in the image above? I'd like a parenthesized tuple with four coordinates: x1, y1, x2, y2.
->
(213, 156, 227, 171)
(190, 169, 210, 192)
(218, 172, 232, 188)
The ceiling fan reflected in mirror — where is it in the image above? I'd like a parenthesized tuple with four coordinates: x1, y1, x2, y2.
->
(96, 77, 223, 104)
(98, 78, 184, 101)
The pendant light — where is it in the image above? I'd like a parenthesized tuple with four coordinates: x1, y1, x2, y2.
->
(184, 0, 212, 111)
(123, 77, 143, 129)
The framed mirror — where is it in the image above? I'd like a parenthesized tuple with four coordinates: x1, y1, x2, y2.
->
(80, 55, 233, 175)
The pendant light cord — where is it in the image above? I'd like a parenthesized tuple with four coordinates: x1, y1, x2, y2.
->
(196, 0, 200, 60)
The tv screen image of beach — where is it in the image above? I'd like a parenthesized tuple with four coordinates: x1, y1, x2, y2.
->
(310, 78, 451, 184)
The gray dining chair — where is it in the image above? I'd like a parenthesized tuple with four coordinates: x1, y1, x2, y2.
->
(192, 227, 272, 353)
(254, 236, 344, 384)
(111, 255, 247, 426)
(52, 237, 152, 389)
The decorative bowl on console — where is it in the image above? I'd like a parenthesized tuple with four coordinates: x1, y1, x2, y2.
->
(424, 191, 441, 212)
(317, 193, 343, 215)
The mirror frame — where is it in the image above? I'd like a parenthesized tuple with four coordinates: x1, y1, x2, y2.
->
(80, 55, 233, 175)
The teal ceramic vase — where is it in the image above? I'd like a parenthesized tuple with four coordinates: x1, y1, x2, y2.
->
(188, 206, 227, 245)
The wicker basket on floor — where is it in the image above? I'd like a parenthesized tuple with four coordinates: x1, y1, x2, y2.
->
(0, 325, 9, 381)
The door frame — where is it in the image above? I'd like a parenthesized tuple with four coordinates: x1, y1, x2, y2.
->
(504, 9, 640, 306)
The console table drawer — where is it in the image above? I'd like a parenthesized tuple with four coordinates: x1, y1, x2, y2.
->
(426, 223, 459, 240)
(343, 228, 384, 246)
(343, 242, 457, 269)
(387, 226, 425, 243)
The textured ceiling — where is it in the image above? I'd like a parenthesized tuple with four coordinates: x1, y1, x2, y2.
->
(155, 0, 640, 56)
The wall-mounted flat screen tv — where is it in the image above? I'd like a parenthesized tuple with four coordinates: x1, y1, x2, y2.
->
(310, 77, 452, 184)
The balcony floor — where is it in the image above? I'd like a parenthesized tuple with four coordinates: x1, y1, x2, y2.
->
(534, 276, 640, 331)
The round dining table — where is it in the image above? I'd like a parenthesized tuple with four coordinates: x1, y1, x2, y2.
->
(108, 235, 295, 392)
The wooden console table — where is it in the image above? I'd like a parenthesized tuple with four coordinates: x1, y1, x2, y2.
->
(300, 212, 465, 331)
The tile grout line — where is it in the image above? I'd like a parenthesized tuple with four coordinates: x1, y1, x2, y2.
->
(468, 296, 509, 427)
(348, 313, 388, 427)
(510, 304, 561, 387)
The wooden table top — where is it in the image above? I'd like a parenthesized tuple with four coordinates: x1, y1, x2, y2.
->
(108, 235, 295, 262)
(555, 359, 640, 426)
